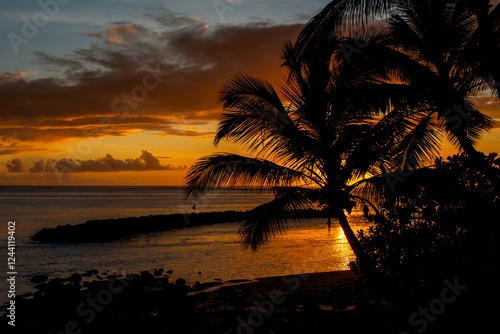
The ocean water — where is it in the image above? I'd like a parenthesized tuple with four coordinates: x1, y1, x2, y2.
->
(0, 186, 367, 304)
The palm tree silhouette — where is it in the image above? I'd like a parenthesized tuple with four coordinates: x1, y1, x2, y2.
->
(184, 34, 429, 260)
(298, 0, 500, 97)
(295, 0, 496, 171)
(338, 0, 496, 163)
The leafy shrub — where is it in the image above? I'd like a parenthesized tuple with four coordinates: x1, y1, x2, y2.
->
(356, 153, 499, 303)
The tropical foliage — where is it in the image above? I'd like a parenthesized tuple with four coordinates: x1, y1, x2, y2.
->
(303, 0, 498, 163)
(184, 34, 426, 256)
(298, 0, 500, 97)
(356, 152, 499, 303)
(184, 0, 499, 271)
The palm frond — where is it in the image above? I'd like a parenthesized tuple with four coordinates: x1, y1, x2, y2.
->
(215, 74, 289, 149)
(239, 187, 319, 250)
(395, 112, 442, 168)
(183, 153, 309, 198)
(296, 0, 394, 54)
(215, 73, 323, 163)
(343, 107, 416, 181)
(443, 102, 495, 149)
(349, 175, 386, 206)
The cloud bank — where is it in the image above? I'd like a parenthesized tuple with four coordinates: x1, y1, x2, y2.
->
(9, 150, 186, 174)
(6, 158, 24, 173)
(0, 20, 303, 150)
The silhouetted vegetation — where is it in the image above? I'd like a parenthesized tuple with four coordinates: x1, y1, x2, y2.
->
(353, 152, 499, 331)
(12, 1, 500, 333)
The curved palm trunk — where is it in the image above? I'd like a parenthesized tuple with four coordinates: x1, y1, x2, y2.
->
(453, 130, 482, 160)
(334, 208, 365, 260)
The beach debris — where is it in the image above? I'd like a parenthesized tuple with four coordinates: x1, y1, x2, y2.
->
(126, 274, 140, 281)
(175, 278, 186, 286)
(140, 270, 155, 281)
(30, 274, 49, 283)
(81, 269, 98, 277)
(153, 268, 164, 277)
(68, 273, 82, 284)
(49, 277, 65, 284)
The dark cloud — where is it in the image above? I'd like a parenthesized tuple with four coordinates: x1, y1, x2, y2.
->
(29, 160, 54, 173)
(111, 21, 134, 26)
(0, 116, 215, 143)
(26, 150, 186, 174)
(0, 142, 43, 155)
(0, 21, 303, 144)
(33, 51, 85, 74)
(6, 158, 24, 173)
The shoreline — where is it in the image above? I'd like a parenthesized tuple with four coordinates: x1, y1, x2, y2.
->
(188, 269, 357, 294)
(2, 266, 488, 333)
(1, 268, 362, 333)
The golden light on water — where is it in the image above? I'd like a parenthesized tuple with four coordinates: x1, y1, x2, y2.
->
(119, 217, 366, 283)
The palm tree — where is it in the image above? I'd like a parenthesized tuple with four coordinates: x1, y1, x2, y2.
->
(298, 0, 500, 96)
(300, 0, 496, 167)
(365, 1, 494, 161)
(184, 34, 433, 261)
(467, 0, 500, 97)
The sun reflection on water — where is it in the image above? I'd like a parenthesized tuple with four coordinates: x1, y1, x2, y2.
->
(121, 216, 368, 284)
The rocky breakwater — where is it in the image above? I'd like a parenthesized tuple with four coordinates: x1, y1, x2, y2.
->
(31, 209, 326, 243)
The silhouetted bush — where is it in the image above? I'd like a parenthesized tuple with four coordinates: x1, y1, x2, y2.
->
(356, 153, 499, 305)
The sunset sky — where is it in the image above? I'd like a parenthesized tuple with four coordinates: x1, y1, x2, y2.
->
(1, 0, 499, 186)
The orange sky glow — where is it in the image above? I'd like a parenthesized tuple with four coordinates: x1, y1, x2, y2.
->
(1, 3, 498, 186)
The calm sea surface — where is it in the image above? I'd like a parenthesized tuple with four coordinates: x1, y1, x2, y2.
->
(0, 186, 367, 304)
